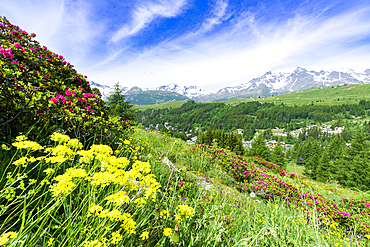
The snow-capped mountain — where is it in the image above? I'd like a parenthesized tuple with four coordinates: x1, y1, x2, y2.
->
(90, 68, 370, 103)
(90, 82, 128, 100)
(153, 83, 211, 98)
(90, 82, 210, 100)
(217, 67, 370, 96)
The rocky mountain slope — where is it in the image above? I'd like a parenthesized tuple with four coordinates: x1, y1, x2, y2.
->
(91, 68, 370, 103)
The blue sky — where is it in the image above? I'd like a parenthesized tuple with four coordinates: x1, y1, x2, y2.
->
(1, 0, 370, 92)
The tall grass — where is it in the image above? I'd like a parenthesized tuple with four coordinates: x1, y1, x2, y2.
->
(0, 129, 369, 246)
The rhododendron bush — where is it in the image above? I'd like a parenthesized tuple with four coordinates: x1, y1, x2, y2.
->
(0, 17, 128, 143)
(191, 144, 370, 237)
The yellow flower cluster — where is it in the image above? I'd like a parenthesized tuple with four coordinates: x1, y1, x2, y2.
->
(140, 231, 149, 240)
(0, 231, 17, 245)
(160, 209, 170, 219)
(83, 239, 107, 247)
(50, 168, 87, 197)
(12, 135, 43, 152)
(1, 144, 10, 150)
(50, 132, 70, 144)
(175, 205, 195, 222)
(87, 203, 137, 234)
(12, 156, 37, 167)
(163, 228, 173, 237)
(104, 191, 130, 207)
(110, 231, 122, 244)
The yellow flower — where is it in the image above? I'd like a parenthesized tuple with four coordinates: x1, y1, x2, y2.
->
(50, 132, 70, 144)
(140, 231, 149, 240)
(87, 203, 104, 217)
(163, 228, 172, 237)
(12, 140, 43, 151)
(1, 144, 10, 150)
(104, 191, 130, 207)
(365, 234, 370, 239)
(47, 238, 54, 246)
(175, 205, 195, 222)
(160, 210, 170, 219)
(0, 231, 17, 245)
(123, 140, 130, 145)
(111, 231, 122, 244)
(43, 168, 55, 175)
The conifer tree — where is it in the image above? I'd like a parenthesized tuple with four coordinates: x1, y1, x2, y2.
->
(270, 140, 286, 169)
(316, 150, 330, 182)
(107, 82, 136, 121)
(251, 134, 269, 160)
(303, 153, 320, 179)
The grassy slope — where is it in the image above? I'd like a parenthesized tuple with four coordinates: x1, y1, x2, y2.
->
(134, 129, 370, 246)
(136, 83, 370, 110)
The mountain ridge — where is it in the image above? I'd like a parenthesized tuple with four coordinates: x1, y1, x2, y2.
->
(91, 67, 370, 103)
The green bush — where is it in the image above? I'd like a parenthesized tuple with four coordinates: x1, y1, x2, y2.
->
(0, 17, 130, 144)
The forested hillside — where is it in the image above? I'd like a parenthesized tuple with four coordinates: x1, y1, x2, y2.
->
(137, 99, 370, 134)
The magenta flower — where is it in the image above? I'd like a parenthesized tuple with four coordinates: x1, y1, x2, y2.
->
(65, 90, 73, 96)
(83, 93, 95, 98)
(42, 46, 47, 50)
(0, 46, 14, 59)
(45, 73, 50, 77)
(11, 60, 19, 65)
(179, 182, 183, 186)
(39, 54, 43, 58)
(49, 98, 58, 104)
(0, 23, 3, 28)
(29, 47, 34, 51)
(31, 33, 36, 37)
(14, 43, 21, 48)
(80, 87, 85, 91)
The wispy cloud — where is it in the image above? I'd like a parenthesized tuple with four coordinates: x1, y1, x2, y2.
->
(0, 0, 104, 65)
(201, 0, 229, 32)
(1, 0, 370, 92)
(110, 0, 187, 42)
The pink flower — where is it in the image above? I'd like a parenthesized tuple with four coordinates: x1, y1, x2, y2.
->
(84, 75, 87, 78)
(39, 54, 43, 58)
(59, 55, 63, 59)
(80, 87, 85, 91)
(31, 33, 36, 37)
(49, 98, 58, 104)
(83, 93, 95, 98)
(29, 47, 34, 51)
(11, 60, 19, 65)
(65, 90, 73, 96)
(14, 43, 21, 48)
(0, 46, 14, 59)
(0, 23, 3, 28)
(43, 46, 47, 50)
(179, 182, 183, 186)
(45, 73, 50, 77)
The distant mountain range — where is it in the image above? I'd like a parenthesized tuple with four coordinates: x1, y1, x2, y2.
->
(91, 67, 370, 104)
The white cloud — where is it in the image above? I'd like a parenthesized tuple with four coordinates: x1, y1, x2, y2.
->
(86, 5, 370, 92)
(0, 0, 104, 65)
(110, 0, 187, 42)
(201, 0, 229, 32)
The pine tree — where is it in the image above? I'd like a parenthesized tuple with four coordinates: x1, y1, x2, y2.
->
(270, 140, 286, 169)
(303, 153, 320, 179)
(107, 82, 136, 121)
(316, 150, 330, 182)
(251, 134, 269, 160)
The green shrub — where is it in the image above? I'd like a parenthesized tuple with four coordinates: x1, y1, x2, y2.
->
(0, 17, 130, 144)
